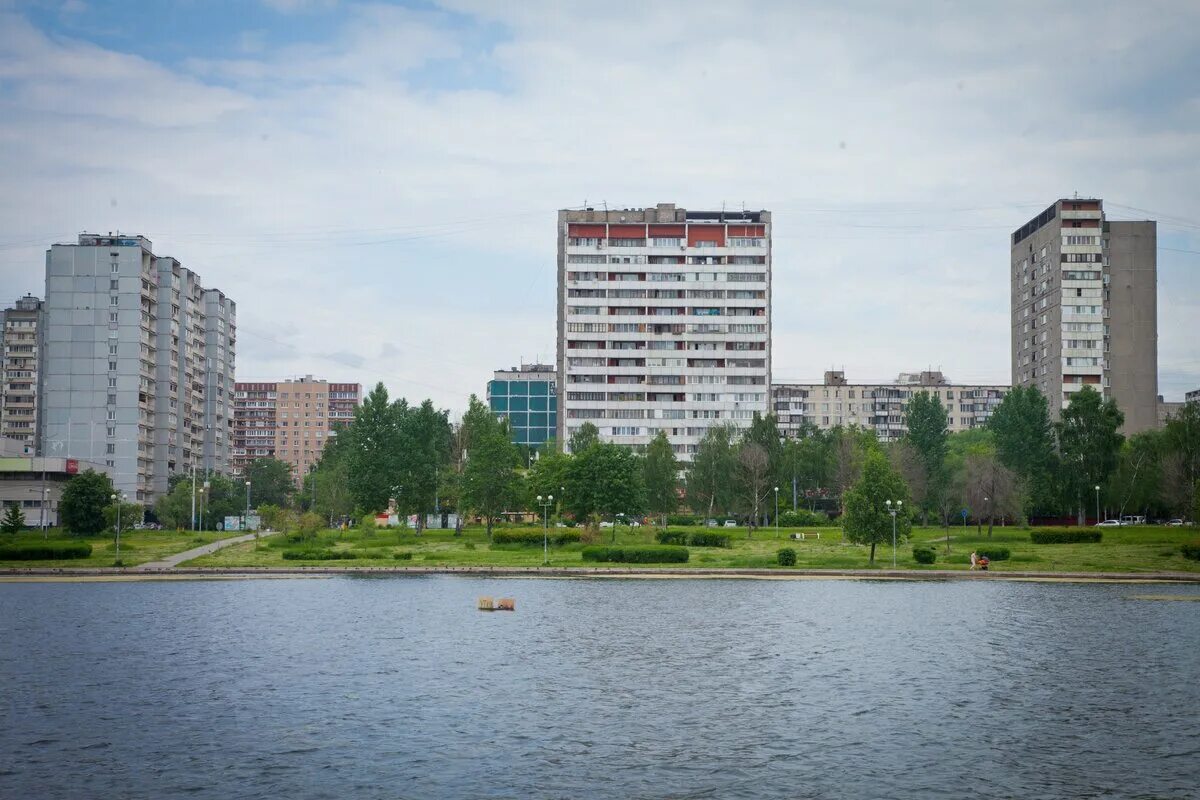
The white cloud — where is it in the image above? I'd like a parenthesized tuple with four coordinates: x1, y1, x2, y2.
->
(0, 0, 1197, 416)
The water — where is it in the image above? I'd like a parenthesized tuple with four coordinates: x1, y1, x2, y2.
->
(2, 576, 1198, 799)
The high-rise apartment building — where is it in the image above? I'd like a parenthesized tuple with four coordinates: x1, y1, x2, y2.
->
(0, 295, 45, 450)
(42, 233, 236, 503)
(557, 203, 771, 457)
(487, 363, 556, 449)
(773, 371, 1008, 442)
(1011, 199, 1157, 432)
(232, 376, 361, 484)
(1186, 388, 1200, 405)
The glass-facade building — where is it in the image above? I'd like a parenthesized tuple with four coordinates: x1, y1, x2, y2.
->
(487, 364, 557, 448)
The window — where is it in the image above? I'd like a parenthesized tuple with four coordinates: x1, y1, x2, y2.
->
(111, 263, 120, 273)
(109, 312, 119, 323)
(651, 237, 682, 247)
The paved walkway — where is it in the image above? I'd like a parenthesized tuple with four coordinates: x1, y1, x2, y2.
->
(135, 531, 278, 571)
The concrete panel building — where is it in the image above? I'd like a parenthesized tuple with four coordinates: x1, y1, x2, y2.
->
(1010, 199, 1157, 433)
(557, 203, 771, 457)
(231, 376, 361, 485)
(41, 233, 236, 504)
(0, 295, 45, 451)
(487, 363, 557, 449)
(773, 371, 1008, 442)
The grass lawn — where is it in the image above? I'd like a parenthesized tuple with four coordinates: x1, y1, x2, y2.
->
(183, 523, 1200, 574)
(0, 529, 237, 568)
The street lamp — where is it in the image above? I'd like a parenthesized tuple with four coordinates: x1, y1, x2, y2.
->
(774, 486, 779, 533)
(201, 480, 210, 531)
(536, 494, 553, 566)
(1094, 484, 1101, 524)
(885, 499, 903, 568)
(111, 492, 127, 564)
(41, 487, 50, 540)
(245, 480, 252, 530)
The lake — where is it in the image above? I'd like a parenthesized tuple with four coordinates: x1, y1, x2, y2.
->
(2, 576, 1198, 799)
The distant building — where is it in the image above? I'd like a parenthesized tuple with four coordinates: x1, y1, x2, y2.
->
(0, 436, 112, 527)
(42, 234, 236, 504)
(232, 376, 361, 484)
(487, 363, 557, 449)
(1010, 199, 1157, 433)
(1186, 388, 1200, 404)
(772, 371, 1009, 443)
(1158, 395, 1185, 426)
(0, 295, 45, 451)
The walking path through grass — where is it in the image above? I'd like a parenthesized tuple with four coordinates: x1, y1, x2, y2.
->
(135, 530, 281, 571)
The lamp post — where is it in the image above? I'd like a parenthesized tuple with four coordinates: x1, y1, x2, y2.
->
(774, 486, 779, 533)
(41, 487, 50, 539)
(245, 480, 252, 531)
(190, 461, 197, 531)
(1094, 484, 1101, 524)
(111, 492, 126, 564)
(536, 494, 553, 566)
(885, 499, 902, 568)
(201, 480, 210, 531)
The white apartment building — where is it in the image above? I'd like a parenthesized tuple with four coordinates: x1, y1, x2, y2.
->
(773, 371, 1008, 442)
(557, 203, 771, 457)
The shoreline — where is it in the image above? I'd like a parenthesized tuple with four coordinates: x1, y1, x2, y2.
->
(2, 565, 1199, 584)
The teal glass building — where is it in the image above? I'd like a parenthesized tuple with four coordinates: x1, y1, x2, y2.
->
(487, 364, 557, 449)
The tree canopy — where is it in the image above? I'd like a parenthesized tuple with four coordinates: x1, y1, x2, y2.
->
(842, 450, 911, 563)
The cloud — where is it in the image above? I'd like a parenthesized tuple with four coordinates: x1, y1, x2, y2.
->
(0, 0, 1198, 417)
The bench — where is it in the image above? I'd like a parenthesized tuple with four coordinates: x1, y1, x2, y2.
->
(789, 532, 821, 540)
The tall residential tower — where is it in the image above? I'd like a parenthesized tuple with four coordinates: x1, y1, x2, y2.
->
(0, 295, 45, 451)
(557, 203, 771, 457)
(1010, 199, 1157, 433)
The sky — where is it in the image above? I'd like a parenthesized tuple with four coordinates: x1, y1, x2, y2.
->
(1, 0, 1198, 414)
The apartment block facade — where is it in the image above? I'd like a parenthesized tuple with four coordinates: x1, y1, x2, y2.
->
(557, 203, 771, 457)
(1011, 199, 1157, 433)
(0, 295, 45, 451)
(42, 234, 236, 503)
(773, 371, 1008, 442)
(232, 376, 361, 484)
(487, 363, 557, 449)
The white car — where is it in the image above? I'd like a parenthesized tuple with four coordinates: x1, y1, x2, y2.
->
(628, 520, 641, 528)
(723, 520, 738, 528)
(1096, 519, 1122, 527)
(1166, 519, 1184, 527)
(599, 521, 614, 528)
(705, 519, 719, 527)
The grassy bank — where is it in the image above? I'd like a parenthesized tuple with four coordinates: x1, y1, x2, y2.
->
(0, 530, 236, 568)
(182, 524, 1200, 574)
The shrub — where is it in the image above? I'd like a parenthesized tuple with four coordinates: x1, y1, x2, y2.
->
(360, 513, 377, 531)
(666, 515, 697, 526)
(688, 531, 732, 548)
(393, 551, 413, 560)
(1030, 529, 1102, 544)
(655, 529, 689, 545)
(975, 547, 1010, 561)
(777, 547, 797, 566)
(281, 548, 357, 561)
(778, 509, 834, 527)
(581, 545, 689, 564)
(912, 546, 936, 565)
(0, 542, 93, 560)
(1181, 541, 1200, 561)
(492, 530, 582, 546)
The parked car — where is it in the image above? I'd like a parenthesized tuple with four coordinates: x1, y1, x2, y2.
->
(723, 519, 738, 528)
(599, 521, 614, 528)
(705, 519, 718, 527)
(1096, 519, 1122, 527)
(1120, 515, 1146, 526)
(1166, 519, 1184, 527)
(628, 520, 641, 528)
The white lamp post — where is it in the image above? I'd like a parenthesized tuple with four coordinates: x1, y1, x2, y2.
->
(1094, 484, 1101, 524)
(111, 492, 127, 564)
(245, 480, 252, 530)
(774, 486, 780, 533)
(536, 494, 553, 566)
(886, 499, 903, 568)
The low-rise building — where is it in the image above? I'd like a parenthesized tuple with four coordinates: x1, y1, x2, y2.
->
(0, 437, 112, 528)
(773, 370, 1009, 442)
(487, 363, 557, 449)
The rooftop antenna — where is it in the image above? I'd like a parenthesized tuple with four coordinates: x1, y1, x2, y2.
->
(602, 200, 608, 213)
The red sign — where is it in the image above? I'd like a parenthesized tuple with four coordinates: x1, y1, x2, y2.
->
(65, 459, 78, 474)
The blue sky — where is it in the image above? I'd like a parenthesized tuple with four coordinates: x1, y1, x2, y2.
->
(1, 0, 1198, 411)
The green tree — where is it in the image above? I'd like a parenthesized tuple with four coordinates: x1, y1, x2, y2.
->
(565, 442, 646, 529)
(843, 450, 911, 564)
(903, 391, 949, 525)
(1162, 401, 1200, 516)
(779, 424, 832, 511)
(988, 386, 1058, 513)
(245, 457, 295, 508)
(1057, 387, 1125, 525)
(568, 421, 600, 454)
(257, 503, 290, 532)
(830, 425, 879, 523)
(103, 501, 143, 536)
(1, 504, 25, 534)
(642, 430, 679, 526)
(154, 479, 193, 530)
(399, 399, 453, 531)
(1106, 431, 1166, 521)
(345, 383, 405, 514)
(526, 440, 572, 516)
(735, 441, 773, 534)
(460, 396, 520, 541)
(686, 423, 738, 518)
(59, 469, 116, 536)
(744, 412, 784, 483)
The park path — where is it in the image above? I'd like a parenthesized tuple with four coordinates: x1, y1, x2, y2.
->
(135, 531, 278, 571)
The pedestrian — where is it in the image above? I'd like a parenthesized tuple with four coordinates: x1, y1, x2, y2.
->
(970, 551, 978, 570)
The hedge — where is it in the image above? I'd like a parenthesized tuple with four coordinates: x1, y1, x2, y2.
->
(777, 548, 797, 566)
(688, 531, 732, 548)
(1181, 542, 1200, 561)
(581, 545, 689, 564)
(975, 547, 1010, 561)
(0, 542, 93, 560)
(492, 530, 582, 546)
(666, 515, 697, 526)
(912, 546, 936, 565)
(778, 509, 835, 527)
(281, 549, 357, 560)
(1030, 529, 1102, 544)
(655, 530, 689, 545)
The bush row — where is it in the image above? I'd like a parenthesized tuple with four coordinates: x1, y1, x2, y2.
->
(0, 542, 93, 560)
(654, 530, 731, 548)
(491, 530, 582, 546)
(778, 510, 835, 527)
(974, 547, 1010, 561)
(1181, 542, 1200, 561)
(1030, 529, 1102, 544)
(281, 549, 358, 561)
(581, 545, 689, 564)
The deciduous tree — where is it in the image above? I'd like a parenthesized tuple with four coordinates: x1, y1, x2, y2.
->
(245, 457, 295, 509)
(643, 430, 679, 526)
(59, 469, 116, 536)
(1057, 387, 1124, 525)
(843, 450, 911, 564)
(988, 386, 1058, 513)
(903, 391, 948, 525)
(686, 423, 738, 518)
(460, 396, 520, 541)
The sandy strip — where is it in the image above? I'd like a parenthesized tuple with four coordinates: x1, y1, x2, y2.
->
(0, 573, 329, 583)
